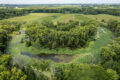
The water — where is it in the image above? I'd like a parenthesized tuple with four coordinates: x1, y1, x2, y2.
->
(21, 52, 74, 63)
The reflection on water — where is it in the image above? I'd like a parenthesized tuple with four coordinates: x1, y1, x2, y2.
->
(20, 30, 25, 34)
(21, 52, 74, 63)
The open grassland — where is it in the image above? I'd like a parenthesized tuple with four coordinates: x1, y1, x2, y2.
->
(6, 13, 119, 64)
(4, 13, 55, 22)
(75, 14, 120, 22)
(84, 14, 120, 22)
(54, 14, 75, 22)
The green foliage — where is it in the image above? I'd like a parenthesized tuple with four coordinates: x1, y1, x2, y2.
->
(32, 60, 50, 71)
(0, 21, 22, 53)
(25, 20, 97, 49)
(25, 41, 32, 47)
(24, 65, 48, 80)
(53, 63, 117, 80)
(0, 55, 27, 80)
(100, 37, 120, 78)
(0, 20, 27, 80)
(107, 69, 119, 80)
(100, 47, 116, 61)
(10, 67, 27, 80)
(20, 38, 24, 43)
(0, 10, 119, 80)
(0, 55, 11, 65)
(25, 7, 120, 16)
(100, 20, 120, 79)
(0, 9, 28, 20)
(107, 20, 120, 37)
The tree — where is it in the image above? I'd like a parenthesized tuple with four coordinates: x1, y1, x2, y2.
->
(0, 55, 27, 80)
(53, 63, 115, 80)
(107, 69, 119, 80)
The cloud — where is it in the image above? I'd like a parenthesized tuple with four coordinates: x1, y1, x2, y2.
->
(1, 0, 120, 4)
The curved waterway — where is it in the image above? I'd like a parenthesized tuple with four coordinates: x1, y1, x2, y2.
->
(7, 26, 113, 63)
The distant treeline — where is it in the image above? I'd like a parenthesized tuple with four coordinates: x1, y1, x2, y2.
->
(0, 9, 28, 20)
(0, 8, 120, 20)
(29, 8, 120, 16)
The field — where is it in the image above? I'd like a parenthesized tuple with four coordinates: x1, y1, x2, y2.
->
(4, 13, 118, 65)
(85, 14, 120, 21)
(4, 13, 57, 22)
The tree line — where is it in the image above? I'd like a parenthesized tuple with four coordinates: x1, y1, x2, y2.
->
(100, 20, 120, 79)
(27, 8, 120, 16)
(0, 9, 29, 20)
(0, 21, 22, 54)
(53, 63, 119, 80)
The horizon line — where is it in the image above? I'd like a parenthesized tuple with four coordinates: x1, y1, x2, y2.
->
(0, 3, 120, 5)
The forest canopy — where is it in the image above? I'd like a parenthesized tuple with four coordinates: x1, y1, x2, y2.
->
(25, 20, 97, 49)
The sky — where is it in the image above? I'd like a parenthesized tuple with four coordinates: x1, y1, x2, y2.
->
(0, 0, 120, 4)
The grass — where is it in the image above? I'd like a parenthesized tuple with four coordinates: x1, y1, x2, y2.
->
(54, 14, 75, 22)
(75, 14, 91, 22)
(4, 13, 55, 22)
(84, 14, 120, 22)
(73, 27, 113, 63)
(6, 13, 114, 64)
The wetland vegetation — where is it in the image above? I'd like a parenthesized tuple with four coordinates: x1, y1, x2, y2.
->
(0, 4, 120, 80)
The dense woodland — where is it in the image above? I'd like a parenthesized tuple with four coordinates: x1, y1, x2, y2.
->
(0, 7, 120, 80)
(100, 20, 120, 78)
(53, 64, 119, 80)
(0, 21, 21, 53)
(0, 55, 27, 80)
(25, 20, 97, 49)
(0, 9, 28, 20)
(29, 8, 120, 16)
